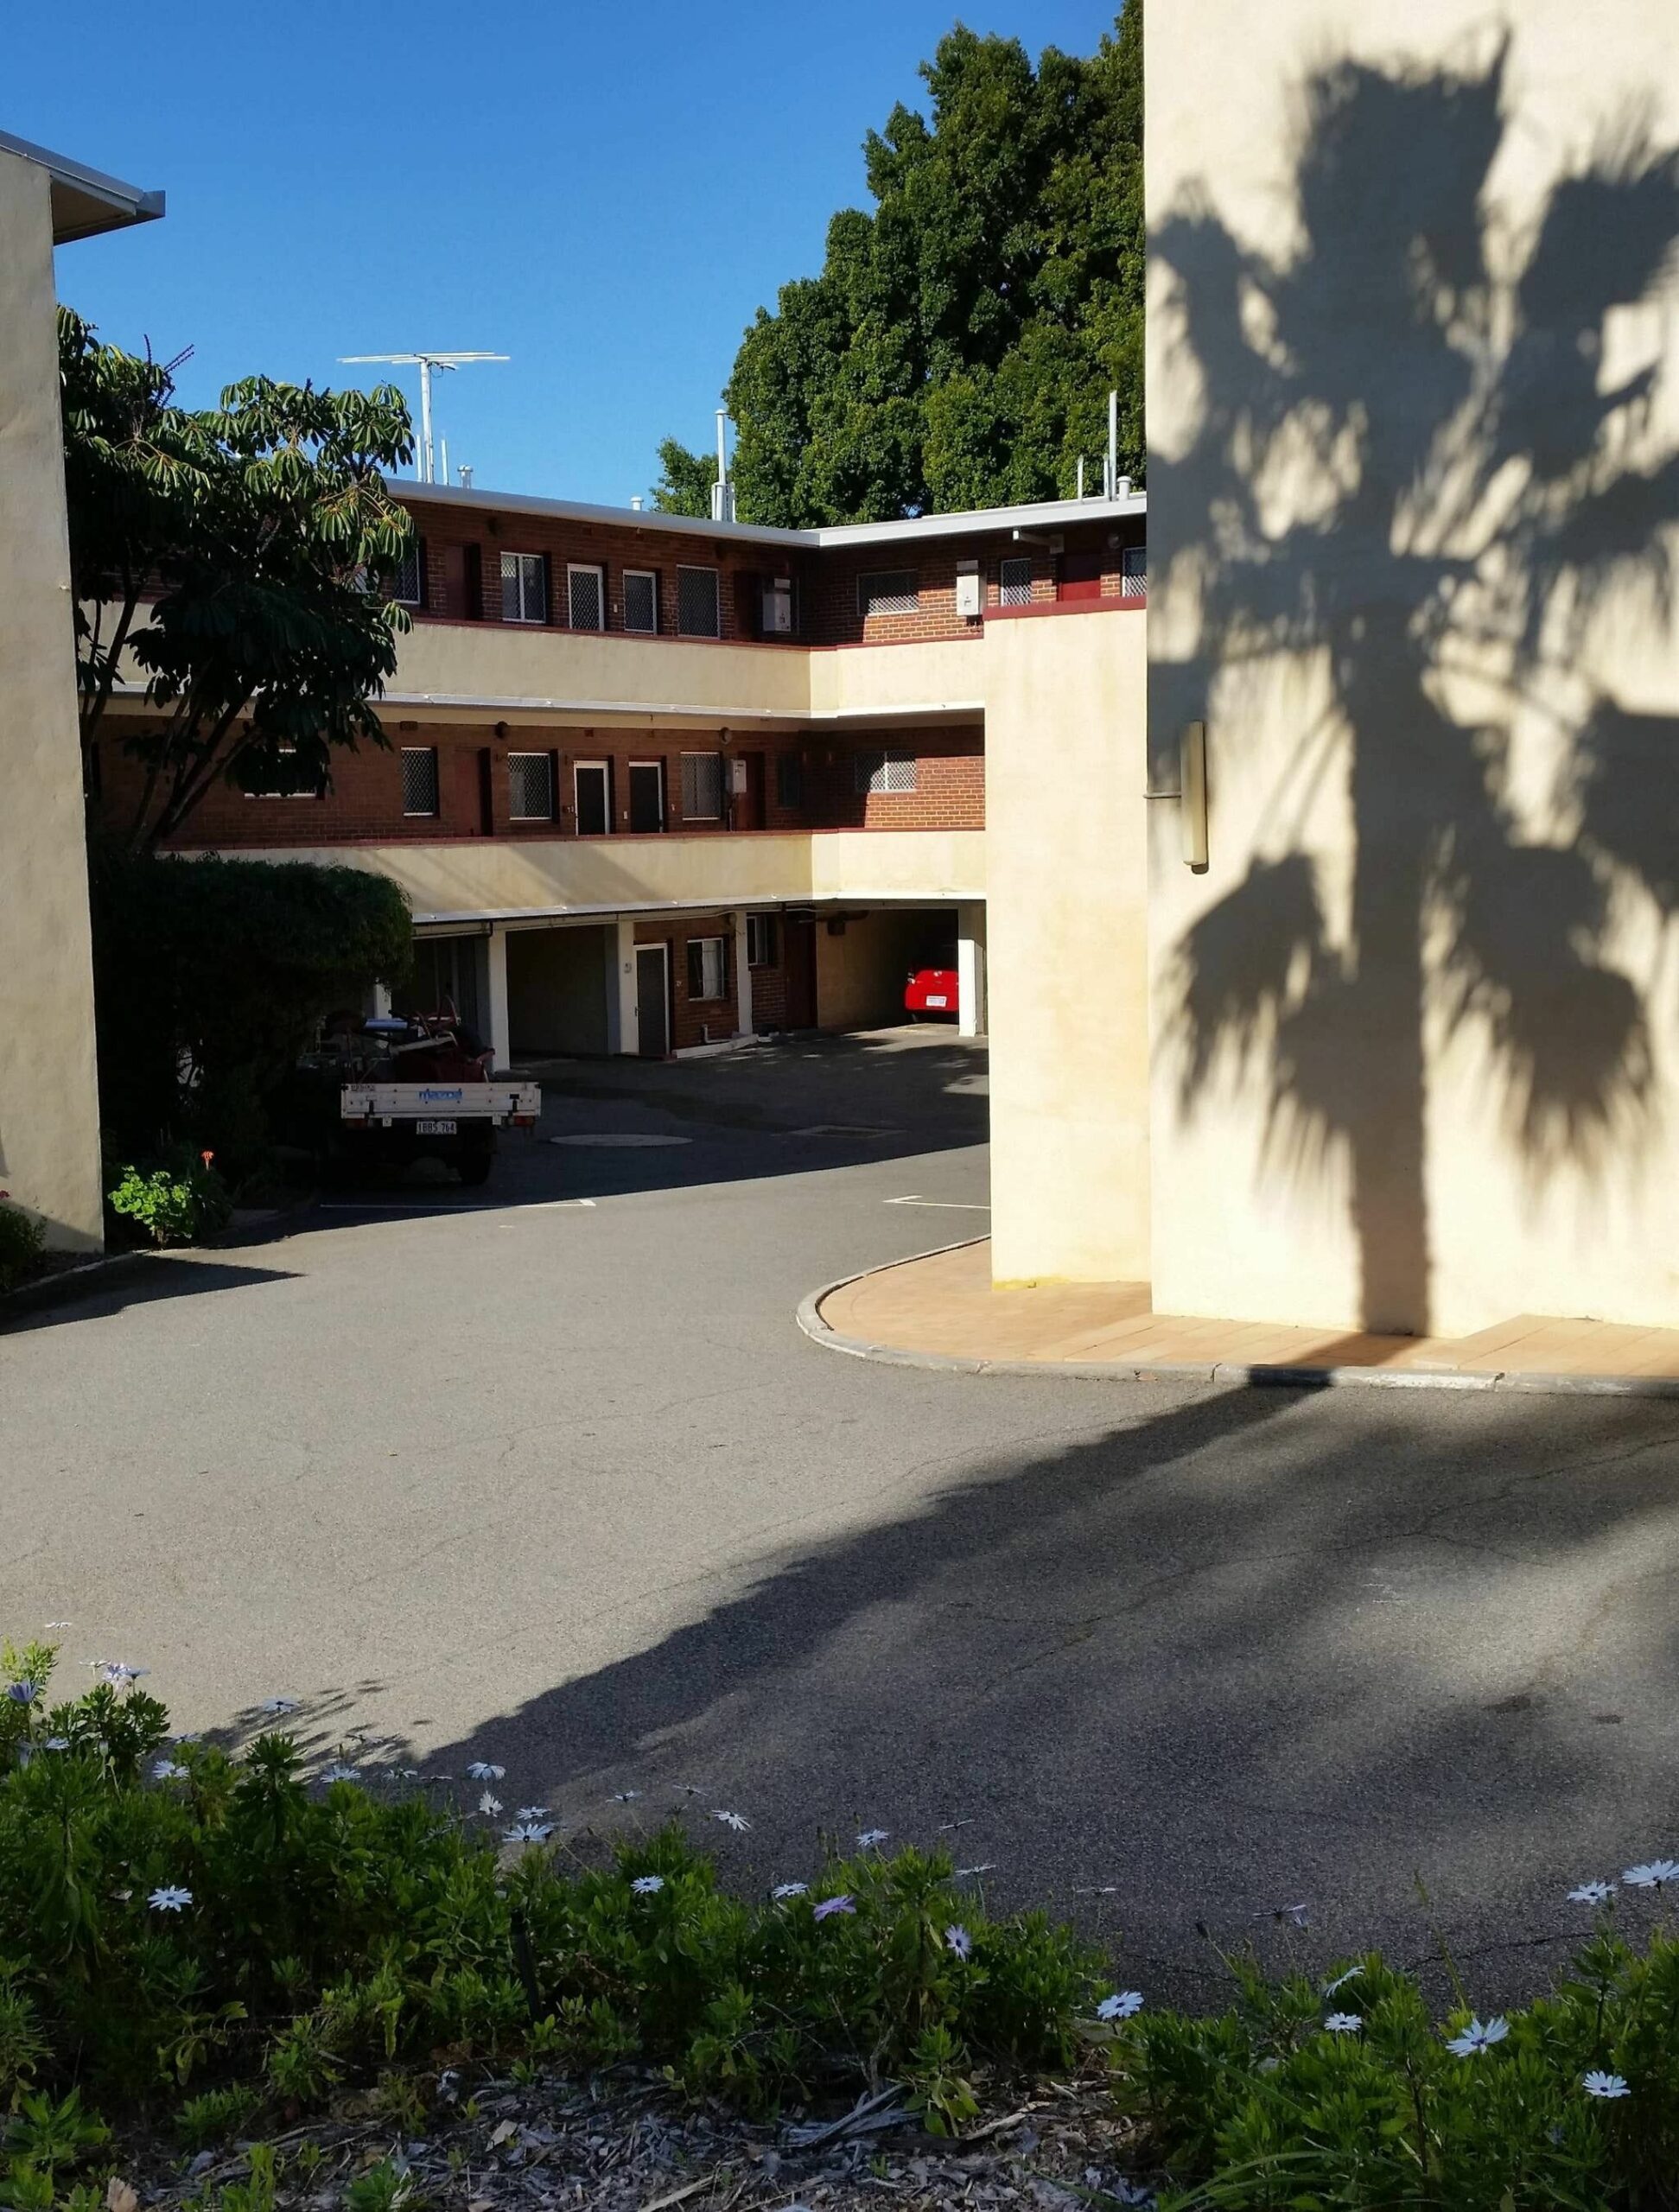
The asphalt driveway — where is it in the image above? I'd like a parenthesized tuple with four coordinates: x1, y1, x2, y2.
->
(7, 1026, 1679, 2005)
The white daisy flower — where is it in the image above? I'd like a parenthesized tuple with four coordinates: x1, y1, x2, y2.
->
(631, 1875, 665, 1895)
(855, 1828, 890, 1849)
(1623, 1860, 1679, 1890)
(957, 1863, 997, 1878)
(1582, 2069, 1630, 2099)
(95, 1662, 149, 1687)
(467, 1762, 506, 1782)
(1324, 2012, 1363, 2034)
(1322, 1966, 1362, 1996)
(478, 1791, 503, 1816)
(813, 1894, 855, 1921)
(152, 1758, 188, 1783)
(772, 1882, 809, 1900)
(43, 1737, 70, 1752)
(1097, 1991, 1144, 2022)
(1568, 1880, 1617, 1905)
(504, 1821, 552, 1845)
(610, 1789, 643, 1802)
(712, 1808, 750, 1832)
(1447, 2016, 1509, 2056)
(944, 1924, 972, 1960)
(515, 1805, 550, 1821)
(148, 1885, 193, 1912)
(321, 1761, 360, 1785)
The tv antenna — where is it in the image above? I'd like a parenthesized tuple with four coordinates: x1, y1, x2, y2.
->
(337, 350, 508, 483)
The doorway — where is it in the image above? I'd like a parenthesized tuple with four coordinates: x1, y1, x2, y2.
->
(1058, 550, 1104, 603)
(784, 917, 817, 1028)
(627, 760, 665, 834)
(635, 944, 671, 1058)
(574, 760, 611, 836)
(734, 749, 766, 830)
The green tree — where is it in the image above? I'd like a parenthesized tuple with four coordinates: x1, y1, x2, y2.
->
(650, 434, 720, 517)
(61, 310, 417, 852)
(661, 4, 1142, 526)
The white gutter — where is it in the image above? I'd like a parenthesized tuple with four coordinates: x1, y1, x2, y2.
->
(109, 679, 985, 727)
(0, 129, 165, 241)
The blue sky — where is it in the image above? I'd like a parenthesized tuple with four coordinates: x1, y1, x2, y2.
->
(16, 1, 1120, 505)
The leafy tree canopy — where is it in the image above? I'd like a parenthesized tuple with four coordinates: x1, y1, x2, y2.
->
(654, 4, 1142, 525)
(650, 434, 721, 518)
(61, 310, 417, 852)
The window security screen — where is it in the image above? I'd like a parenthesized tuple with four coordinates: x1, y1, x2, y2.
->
(857, 569, 919, 617)
(401, 747, 439, 816)
(507, 753, 555, 819)
(568, 565, 605, 631)
(677, 565, 722, 637)
(852, 750, 918, 796)
(680, 753, 724, 819)
(1000, 555, 1033, 607)
(501, 551, 547, 623)
(623, 570, 658, 634)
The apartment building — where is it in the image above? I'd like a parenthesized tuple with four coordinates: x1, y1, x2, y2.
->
(96, 483, 1148, 1077)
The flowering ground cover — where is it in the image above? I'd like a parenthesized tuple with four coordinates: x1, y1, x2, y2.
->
(4, 1637, 1679, 2209)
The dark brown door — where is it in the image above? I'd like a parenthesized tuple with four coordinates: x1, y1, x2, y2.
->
(784, 918, 817, 1028)
(735, 750, 766, 830)
(635, 944, 671, 1057)
(628, 760, 665, 833)
(1059, 550, 1104, 602)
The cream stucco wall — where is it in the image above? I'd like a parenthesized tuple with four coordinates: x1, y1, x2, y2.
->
(230, 828, 983, 925)
(1147, 0, 1679, 1335)
(985, 608, 1151, 1283)
(0, 150, 105, 1249)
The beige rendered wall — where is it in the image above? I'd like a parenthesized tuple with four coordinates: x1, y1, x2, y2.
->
(0, 151, 105, 1249)
(1147, 0, 1679, 1337)
(985, 609, 1151, 1284)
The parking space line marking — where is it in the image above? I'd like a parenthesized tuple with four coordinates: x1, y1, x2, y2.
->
(883, 1197, 991, 1210)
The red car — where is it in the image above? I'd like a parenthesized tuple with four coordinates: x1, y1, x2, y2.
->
(905, 964, 960, 1020)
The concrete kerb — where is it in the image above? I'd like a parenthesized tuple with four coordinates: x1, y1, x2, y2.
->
(795, 1243, 1679, 1400)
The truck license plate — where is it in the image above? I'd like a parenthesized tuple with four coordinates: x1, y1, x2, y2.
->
(925, 995, 947, 1008)
(416, 1119, 457, 1135)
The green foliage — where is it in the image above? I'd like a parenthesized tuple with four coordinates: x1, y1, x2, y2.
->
(0, 1205, 46, 1296)
(650, 437, 719, 518)
(60, 309, 416, 853)
(89, 850, 410, 1167)
(1122, 1937, 1679, 2209)
(671, 6, 1142, 524)
(106, 1150, 231, 1248)
(0, 1642, 1101, 2140)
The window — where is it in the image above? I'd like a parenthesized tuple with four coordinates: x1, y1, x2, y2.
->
(245, 741, 320, 798)
(500, 550, 548, 624)
(853, 749, 918, 796)
(402, 747, 439, 817)
(676, 564, 721, 638)
(391, 538, 425, 607)
(507, 752, 556, 820)
(623, 569, 659, 635)
(999, 555, 1033, 607)
(857, 568, 919, 618)
(747, 914, 780, 969)
(627, 760, 665, 834)
(574, 760, 611, 836)
(1122, 544, 1148, 599)
(680, 752, 724, 821)
(567, 563, 605, 631)
(774, 752, 804, 811)
(686, 935, 728, 1001)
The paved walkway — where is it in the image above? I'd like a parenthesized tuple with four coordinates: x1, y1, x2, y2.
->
(809, 1236, 1679, 1394)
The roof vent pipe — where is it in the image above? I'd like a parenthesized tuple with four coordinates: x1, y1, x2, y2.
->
(630, 494, 644, 511)
(711, 409, 737, 524)
(1104, 388, 1118, 500)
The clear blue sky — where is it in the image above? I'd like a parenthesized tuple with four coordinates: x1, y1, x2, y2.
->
(15, 1, 1120, 505)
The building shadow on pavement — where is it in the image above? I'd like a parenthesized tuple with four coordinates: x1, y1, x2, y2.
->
(0, 1254, 298, 1334)
(408, 1370, 1679, 2007)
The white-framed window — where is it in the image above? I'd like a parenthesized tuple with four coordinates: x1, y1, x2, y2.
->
(245, 740, 319, 799)
(500, 550, 548, 624)
(747, 914, 780, 969)
(391, 539, 425, 607)
(676, 564, 722, 638)
(1122, 544, 1148, 599)
(857, 568, 919, 618)
(574, 759, 611, 836)
(853, 748, 918, 796)
(686, 934, 728, 1001)
(401, 747, 440, 817)
(623, 569, 659, 635)
(999, 554, 1033, 607)
(627, 759, 665, 833)
(567, 563, 605, 632)
(680, 751, 724, 820)
(507, 751, 556, 820)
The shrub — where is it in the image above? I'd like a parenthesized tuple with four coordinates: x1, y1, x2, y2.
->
(106, 1151, 231, 1247)
(89, 850, 411, 1173)
(0, 1200, 46, 1294)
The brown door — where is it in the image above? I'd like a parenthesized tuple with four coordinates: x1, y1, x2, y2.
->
(1059, 550, 1104, 602)
(635, 944, 671, 1057)
(784, 917, 817, 1028)
(734, 750, 766, 830)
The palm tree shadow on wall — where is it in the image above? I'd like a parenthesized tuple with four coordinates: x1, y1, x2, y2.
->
(1153, 41, 1679, 1334)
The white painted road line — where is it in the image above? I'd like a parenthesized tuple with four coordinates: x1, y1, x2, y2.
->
(883, 1197, 992, 1211)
